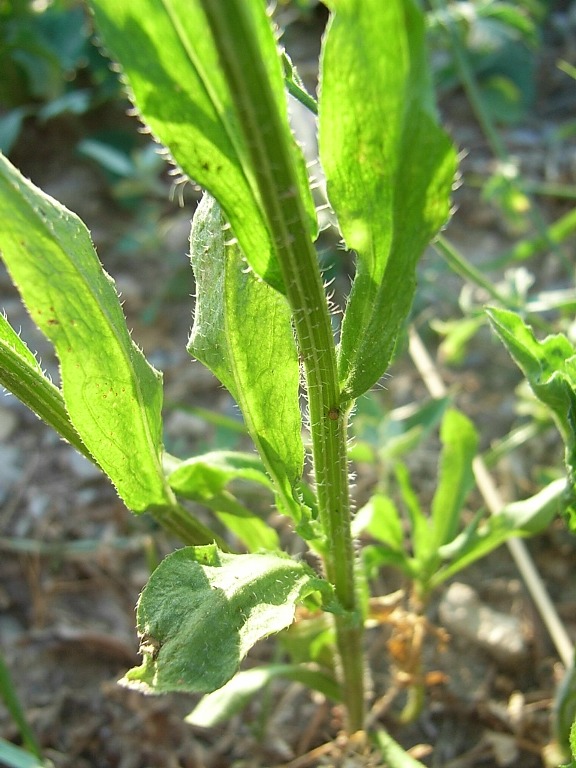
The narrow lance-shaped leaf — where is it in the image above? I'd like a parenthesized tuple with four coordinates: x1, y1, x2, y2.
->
(319, 0, 457, 401)
(87, 0, 316, 293)
(432, 477, 567, 589)
(122, 545, 330, 694)
(430, 408, 478, 553)
(0, 152, 171, 513)
(0, 313, 94, 462)
(188, 195, 309, 531)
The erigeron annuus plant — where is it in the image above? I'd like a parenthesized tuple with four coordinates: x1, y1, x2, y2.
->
(2, 0, 571, 755)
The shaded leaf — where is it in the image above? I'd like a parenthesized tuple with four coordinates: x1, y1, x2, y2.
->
(0, 739, 52, 768)
(123, 545, 329, 694)
(353, 493, 404, 551)
(430, 408, 478, 551)
(186, 663, 340, 727)
(167, 450, 279, 551)
(432, 478, 566, 588)
(188, 196, 308, 529)
(167, 450, 273, 500)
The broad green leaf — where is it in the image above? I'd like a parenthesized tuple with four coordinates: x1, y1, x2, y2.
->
(431, 477, 566, 589)
(210, 501, 279, 553)
(319, 0, 456, 400)
(87, 0, 316, 293)
(0, 152, 171, 513)
(186, 663, 340, 727)
(167, 450, 279, 551)
(188, 196, 307, 529)
(430, 409, 478, 552)
(167, 450, 273, 501)
(0, 314, 93, 462)
(486, 307, 576, 496)
(122, 545, 328, 694)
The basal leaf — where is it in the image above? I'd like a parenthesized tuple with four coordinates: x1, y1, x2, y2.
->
(122, 545, 327, 694)
(430, 409, 478, 552)
(87, 0, 316, 294)
(0, 152, 171, 513)
(486, 307, 576, 495)
(186, 663, 340, 727)
(0, 313, 93, 462)
(319, 0, 456, 400)
(432, 477, 566, 589)
(188, 195, 307, 528)
(352, 493, 404, 552)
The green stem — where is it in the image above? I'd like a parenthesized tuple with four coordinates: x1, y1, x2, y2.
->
(150, 503, 228, 549)
(434, 234, 513, 306)
(198, 0, 364, 731)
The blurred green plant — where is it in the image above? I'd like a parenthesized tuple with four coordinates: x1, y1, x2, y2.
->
(0, 0, 120, 153)
(0, 651, 53, 768)
(428, 0, 545, 124)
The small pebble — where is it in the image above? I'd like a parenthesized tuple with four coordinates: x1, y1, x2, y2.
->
(439, 582, 528, 668)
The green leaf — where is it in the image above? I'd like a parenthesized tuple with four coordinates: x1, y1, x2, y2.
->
(0, 739, 52, 768)
(430, 409, 478, 552)
(0, 152, 171, 513)
(395, 462, 430, 562)
(188, 195, 307, 528)
(319, 0, 456, 400)
(87, 0, 316, 293)
(431, 478, 566, 589)
(486, 307, 576, 494)
(0, 653, 44, 764)
(186, 663, 340, 727)
(373, 729, 427, 768)
(122, 545, 328, 694)
(167, 450, 273, 501)
(0, 313, 93, 462)
(167, 450, 279, 551)
(352, 493, 404, 551)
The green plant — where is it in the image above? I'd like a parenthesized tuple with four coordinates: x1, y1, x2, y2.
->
(427, 0, 545, 125)
(0, 0, 573, 761)
(0, 0, 120, 153)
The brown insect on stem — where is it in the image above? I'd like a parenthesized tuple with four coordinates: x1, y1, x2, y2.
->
(328, 407, 340, 421)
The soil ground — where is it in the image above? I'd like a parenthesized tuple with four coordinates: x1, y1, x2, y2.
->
(1, 6, 576, 768)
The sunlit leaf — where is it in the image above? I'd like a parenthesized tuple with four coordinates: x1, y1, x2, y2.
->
(319, 0, 456, 400)
(123, 545, 329, 693)
(0, 152, 171, 512)
(87, 0, 316, 293)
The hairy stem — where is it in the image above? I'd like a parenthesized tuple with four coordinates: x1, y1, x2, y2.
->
(198, 0, 364, 731)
